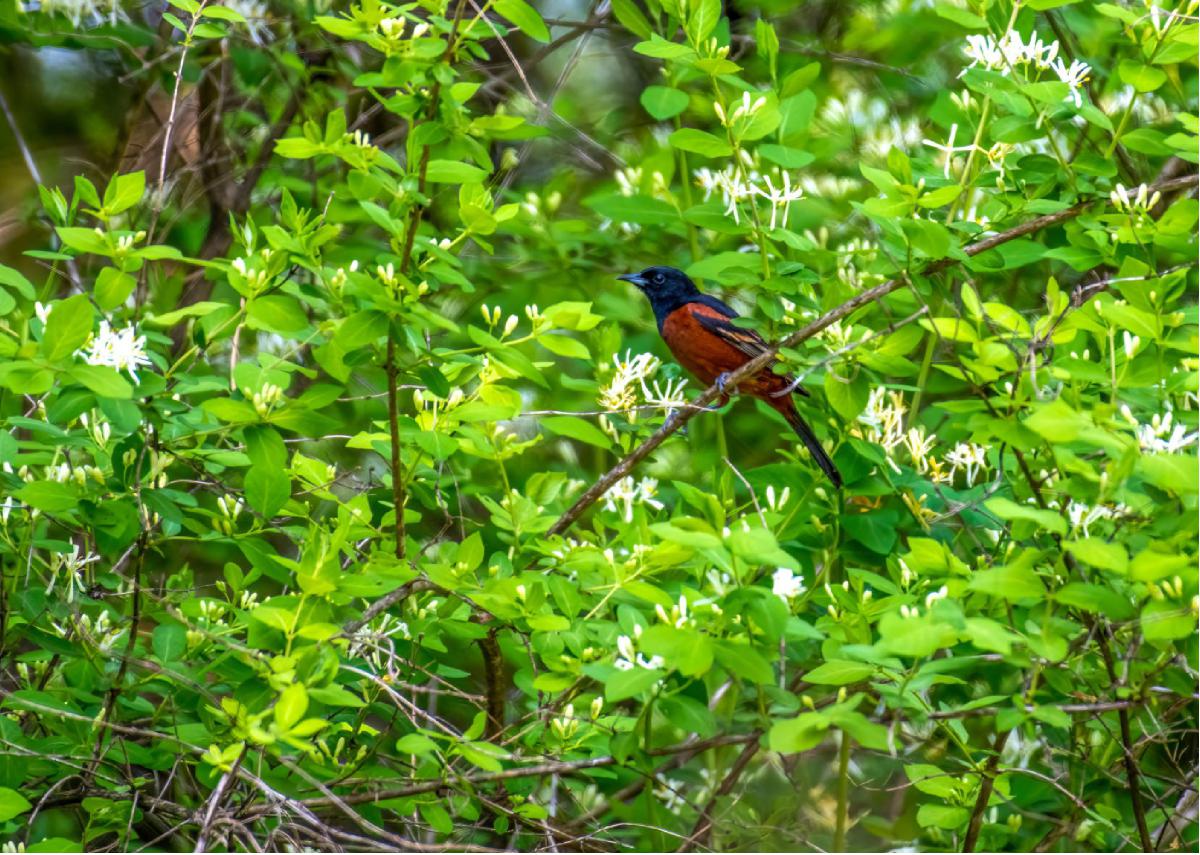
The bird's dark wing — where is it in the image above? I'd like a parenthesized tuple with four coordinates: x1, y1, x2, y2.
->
(687, 300, 809, 396)
(691, 309, 772, 360)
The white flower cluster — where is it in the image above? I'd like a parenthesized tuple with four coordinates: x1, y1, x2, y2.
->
(960, 29, 1091, 108)
(1110, 183, 1163, 218)
(347, 613, 412, 676)
(772, 567, 806, 601)
(694, 152, 804, 228)
(1121, 404, 1199, 454)
(601, 475, 663, 523)
(598, 350, 689, 419)
(45, 545, 100, 602)
(856, 387, 991, 487)
(1066, 500, 1131, 537)
(78, 321, 153, 382)
(614, 624, 664, 671)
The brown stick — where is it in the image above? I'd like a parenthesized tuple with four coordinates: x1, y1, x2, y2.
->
(546, 172, 1198, 537)
(963, 730, 1009, 852)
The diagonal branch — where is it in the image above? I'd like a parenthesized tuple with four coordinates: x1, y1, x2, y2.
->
(546, 172, 1198, 537)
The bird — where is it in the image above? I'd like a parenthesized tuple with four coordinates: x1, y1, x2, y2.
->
(617, 265, 842, 488)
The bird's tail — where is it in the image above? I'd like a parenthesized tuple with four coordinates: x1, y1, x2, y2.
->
(774, 399, 843, 488)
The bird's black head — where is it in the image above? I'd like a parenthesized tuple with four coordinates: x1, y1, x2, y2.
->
(617, 266, 701, 328)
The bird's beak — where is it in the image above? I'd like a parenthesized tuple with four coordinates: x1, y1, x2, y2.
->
(617, 273, 647, 288)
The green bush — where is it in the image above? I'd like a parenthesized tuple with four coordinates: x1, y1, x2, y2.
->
(0, 0, 1196, 851)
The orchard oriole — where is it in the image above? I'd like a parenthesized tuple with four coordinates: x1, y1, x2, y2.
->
(618, 266, 842, 487)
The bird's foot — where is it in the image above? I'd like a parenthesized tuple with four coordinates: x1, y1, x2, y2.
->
(715, 372, 736, 395)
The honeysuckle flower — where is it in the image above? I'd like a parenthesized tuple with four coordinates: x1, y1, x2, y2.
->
(46, 544, 100, 600)
(1123, 406, 1199, 454)
(945, 441, 989, 486)
(922, 123, 976, 179)
(900, 604, 921, 619)
(924, 585, 948, 609)
(599, 350, 660, 414)
(601, 476, 663, 522)
(78, 321, 153, 381)
(751, 171, 804, 230)
(1051, 57, 1091, 108)
(772, 567, 806, 601)
(614, 631, 664, 671)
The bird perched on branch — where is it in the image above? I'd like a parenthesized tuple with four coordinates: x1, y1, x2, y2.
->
(618, 266, 842, 487)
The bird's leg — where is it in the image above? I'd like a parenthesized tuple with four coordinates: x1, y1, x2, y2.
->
(715, 372, 737, 396)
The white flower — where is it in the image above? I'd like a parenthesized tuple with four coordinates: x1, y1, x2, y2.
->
(640, 374, 689, 410)
(751, 172, 804, 230)
(1127, 407, 1199, 454)
(924, 585, 948, 609)
(78, 321, 153, 382)
(599, 350, 661, 415)
(772, 567, 806, 601)
(614, 631, 664, 671)
(1051, 57, 1091, 108)
(46, 544, 100, 600)
(922, 123, 976, 179)
(944, 441, 989, 486)
(602, 476, 664, 523)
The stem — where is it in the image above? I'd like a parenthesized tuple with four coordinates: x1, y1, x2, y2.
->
(386, 336, 406, 559)
(963, 729, 1008, 853)
(834, 731, 852, 851)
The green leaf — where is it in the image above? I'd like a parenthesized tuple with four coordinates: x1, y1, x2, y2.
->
(152, 624, 187, 662)
(1053, 583, 1133, 620)
(68, 365, 133, 399)
(245, 465, 290, 518)
(985, 497, 1066, 535)
(94, 267, 136, 312)
(247, 295, 308, 334)
(1141, 600, 1194, 642)
(541, 415, 612, 449)
(244, 425, 288, 470)
(605, 667, 664, 701)
(640, 86, 689, 120)
(1118, 60, 1166, 93)
(804, 660, 873, 685)
(1064, 538, 1128, 574)
(610, 0, 653, 38)
(424, 160, 490, 183)
(494, 0, 550, 42)
(41, 294, 94, 361)
(102, 171, 145, 215)
(917, 804, 970, 829)
(16, 481, 79, 514)
(274, 684, 308, 731)
(0, 264, 36, 299)
(769, 712, 829, 753)
(0, 787, 32, 822)
(967, 562, 1045, 601)
(333, 310, 389, 352)
(713, 641, 774, 684)
(685, 0, 721, 44)
(668, 128, 733, 158)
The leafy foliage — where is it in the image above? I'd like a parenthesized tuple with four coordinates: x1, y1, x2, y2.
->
(0, 0, 1196, 851)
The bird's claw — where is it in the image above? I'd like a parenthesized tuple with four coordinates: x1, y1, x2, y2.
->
(715, 372, 734, 394)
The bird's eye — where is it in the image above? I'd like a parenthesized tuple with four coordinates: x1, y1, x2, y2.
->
(653, 273, 664, 284)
